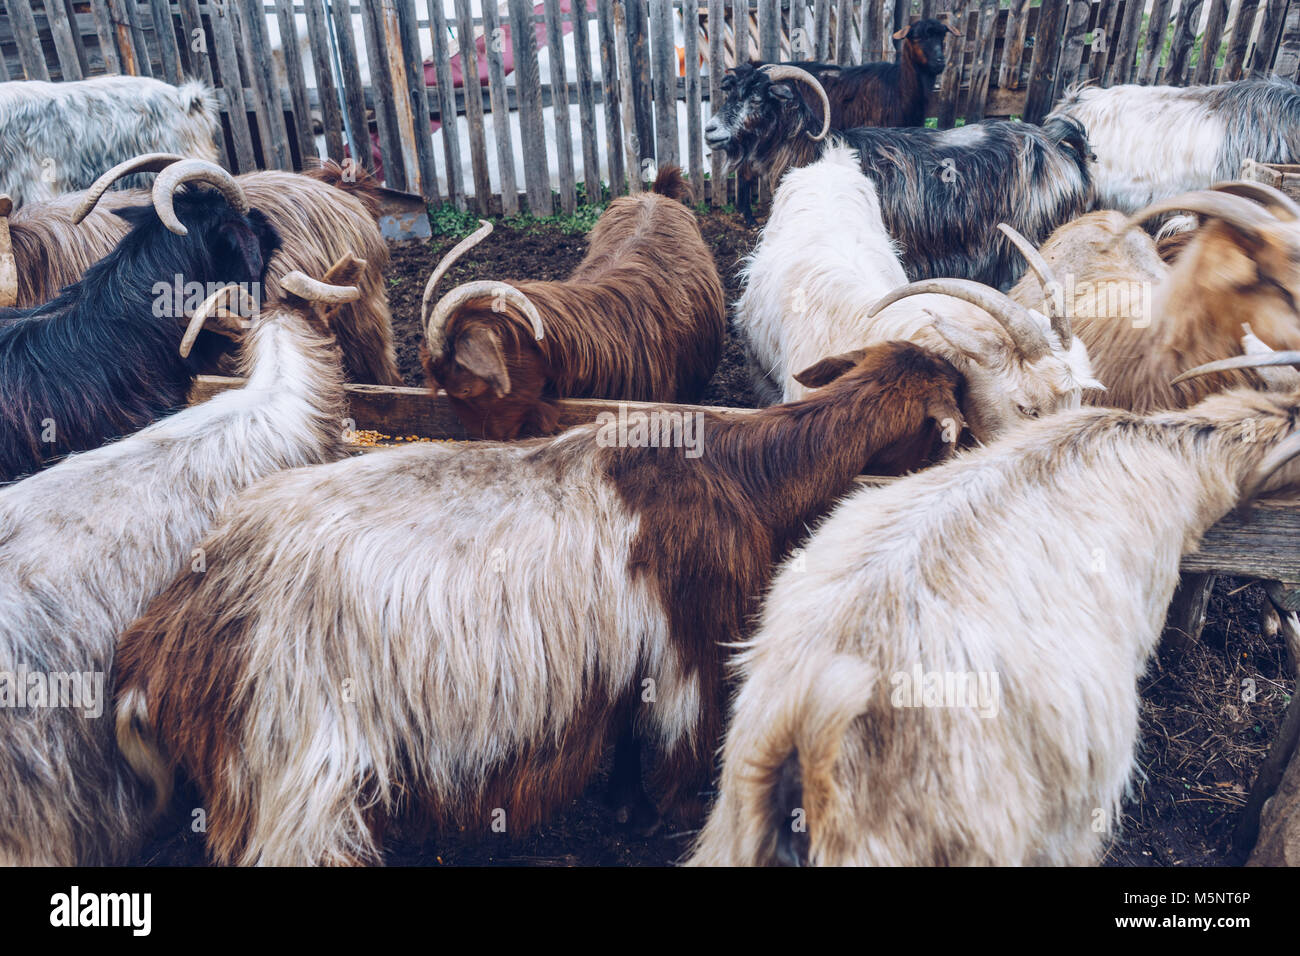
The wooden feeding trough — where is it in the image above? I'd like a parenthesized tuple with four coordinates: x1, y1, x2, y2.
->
(1242, 159, 1300, 202)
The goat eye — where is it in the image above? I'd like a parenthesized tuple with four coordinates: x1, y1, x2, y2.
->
(1018, 405, 1040, 419)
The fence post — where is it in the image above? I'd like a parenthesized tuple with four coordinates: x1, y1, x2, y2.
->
(453, 0, 492, 211)
(1023, 0, 1066, 123)
(544, 0, 578, 213)
(597, 0, 628, 195)
(482, 0, 520, 214)
(508, 0, 552, 212)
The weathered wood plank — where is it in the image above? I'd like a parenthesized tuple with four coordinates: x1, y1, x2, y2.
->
(481, 0, 520, 213)
(382, 0, 425, 196)
(1167, 0, 1204, 85)
(90, 0, 122, 75)
(1137, 0, 1173, 84)
(936, 3, 969, 128)
(418, 0, 455, 205)
(707, 0, 726, 204)
(650, 0, 678, 169)
(46, 0, 87, 80)
(147, 0, 183, 82)
(359, 0, 406, 188)
(683, 0, 704, 196)
(759, 0, 780, 60)
(790, 0, 809, 59)
(1053, 0, 1092, 101)
(1273, 0, 1300, 81)
(544, 0, 577, 212)
(301, 0, 345, 162)
(1110, 0, 1146, 84)
(835, 0, 855, 64)
(626, 0, 657, 180)
(1086, 0, 1118, 83)
(1250, 0, 1291, 75)
(813, 0, 831, 60)
(1194, 0, 1231, 85)
(119, 0, 154, 77)
(860, 0, 886, 64)
(509, 0, 552, 211)
(999, 0, 1032, 91)
(962, 0, 1000, 123)
(1023, 0, 1066, 123)
(1181, 501, 1300, 582)
(453, 0, 492, 209)
(571, 0, 602, 202)
(208, 0, 256, 171)
(614, 0, 643, 192)
(597, 0, 627, 195)
(8, 0, 51, 80)
(1223, 0, 1261, 81)
(330, 0, 374, 171)
(273, 0, 318, 165)
(237, 0, 293, 171)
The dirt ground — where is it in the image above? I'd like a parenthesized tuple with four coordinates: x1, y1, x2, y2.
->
(134, 208, 1293, 867)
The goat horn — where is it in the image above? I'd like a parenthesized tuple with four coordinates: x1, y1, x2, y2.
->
(280, 271, 361, 304)
(1240, 429, 1300, 510)
(179, 284, 255, 359)
(0, 194, 15, 308)
(868, 278, 1052, 360)
(153, 159, 249, 236)
(72, 153, 185, 224)
(1122, 189, 1272, 240)
(759, 65, 832, 142)
(1211, 179, 1300, 222)
(997, 223, 1070, 348)
(1170, 351, 1300, 385)
(420, 219, 494, 330)
(425, 281, 545, 356)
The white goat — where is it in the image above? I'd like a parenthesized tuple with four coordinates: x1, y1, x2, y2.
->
(0, 262, 360, 865)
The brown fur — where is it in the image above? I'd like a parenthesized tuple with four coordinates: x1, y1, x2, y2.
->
(422, 166, 724, 439)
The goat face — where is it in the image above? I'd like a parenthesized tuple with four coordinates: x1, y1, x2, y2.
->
(897, 18, 953, 77)
(421, 304, 553, 440)
(1186, 217, 1300, 342)
(705, 65, 818, 172)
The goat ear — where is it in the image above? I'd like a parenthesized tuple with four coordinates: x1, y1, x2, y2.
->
(928, 315, 997, 363)
(892, 26, 909, 40)
(793, 349, 869, 388)
(112, 204, 156, 227)
(927, 396, 967, 460)
(455, 326, 511, 398)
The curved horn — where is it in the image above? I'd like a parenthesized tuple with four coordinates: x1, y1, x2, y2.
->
(869, 277, 1052, 360)
(1241, 430, 1300, 509)
(1122, 189, 1272, 240)
(997, 222, 1070, 348)
(0, 194, 15, 308)
(1170, 350, 1300, 385)
(425, 280, 545, 356)
(152, 159, 249, 236)
(759, 64, 832, 141)
(72, 153, 185, 224)
(179, 284, 255, 359)
(280, 271, 362, 304)
(1211, 179, 1300, 222)
(420, 219, 494, 329)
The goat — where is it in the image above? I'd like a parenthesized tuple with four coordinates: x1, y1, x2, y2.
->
(0, 76, 218, 208)
(727, 19, 957, 223)
(0, 160, 280, 483)
(420, 167, 726, 439)
(689, 362, 1300, 866)
(1045, 77, 1300, 214)
(736, 143, 1100, 439)
(113, 340, 970, 865)
(64, 153, 402, 386)
(706, 66, 1093, 286)
(0, 259, 359, 865)
(1007, 180, 1300, 412)
(0, 190, 128, 308)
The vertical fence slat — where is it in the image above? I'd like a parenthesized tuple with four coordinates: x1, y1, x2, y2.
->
(707, 0, 725, 204)
(1168, 0, 1204, 85)
(482, 0, 520, 213)
(1250, 0, 1291, 75)
(963, 0, 999, 123)
(543, 0, 577, 212)
(1023, 0, 1066, 123)
(90, 0, 122, 74)
(650, 0, 678, 168)
(58, 0, 92, 78)
(936, 2, 968, 128)
(8, 0, 50, 80)
(508, 0, 552, 211)
(1110, 0, 1146, 83)
(120, 0, 154, 76)
(238, 0, 293, 171)
(790, 0, 809, 58)
(999, 0, 1031, 90)
(597, 0, 627, 195)
(1224, 0, 1262, 80)
(208, 0, 255, 170)
(627, 0, 656, 179)
(301, 0, 345, 162)
(1054, 0, 1092, 99)
(614, 0, 643, 192)
(176, 0, 211, 82)
(813, 0, 831, 60)
(1087, 0, 1119, 82)
(274, 0, 318, 165)
(382, 0, 423, 195)
(1194, 0, 1231, 84)
(421, 0, 457, 205)
(453, 0, 492, 209)
(1276, 1, 1300, 79)
(759, 0, 780, 59)
(732, 0, 749, 62)
(1137, 0, 1173, 84)
(330, 0, 375, 171)
(571, 0, 602, 202)
(683, 0, 703, 197)
(835, 0, 854, 63)
(147, 0, 182, 82)
(860, 0, 885, 63)
(359, 0, 405, 188)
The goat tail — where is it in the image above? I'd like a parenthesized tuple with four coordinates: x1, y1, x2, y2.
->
(177, 77, 219, 119)
(692, 654, 872, 866)
(304, 159, 383, 220)
(115, 685, 173, 818)
(651, 164, 692, 203)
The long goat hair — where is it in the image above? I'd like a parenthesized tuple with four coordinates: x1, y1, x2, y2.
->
(0, 166, 279, 483)
(1046, 76, 1300, 213)
(0, 263, 357, 865)
(0, 76, 218, 207)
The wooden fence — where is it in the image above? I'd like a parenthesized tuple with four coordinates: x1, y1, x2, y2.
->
(2, 1, 1300, 214)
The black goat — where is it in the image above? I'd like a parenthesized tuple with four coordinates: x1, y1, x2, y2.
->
(0, 161, 278, 482)
(722, 18, 958, 223)
(706, 64, 1093, 287)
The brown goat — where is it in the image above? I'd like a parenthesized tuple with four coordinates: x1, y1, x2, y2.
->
(420, 167, 726, 439)
(33, 156, 402, 386)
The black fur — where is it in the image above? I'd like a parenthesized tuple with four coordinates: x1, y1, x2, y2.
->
(0, 190, 279, 482)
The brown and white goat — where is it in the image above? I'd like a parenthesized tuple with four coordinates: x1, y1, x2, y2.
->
(50, 153, 402, 386)
(113, 340, 969, 865)
(1009, 181, 1300, 412)
(0, 259, 360, 865)
(690, 357, 1300, 867)
(420, 167, 726, 439)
